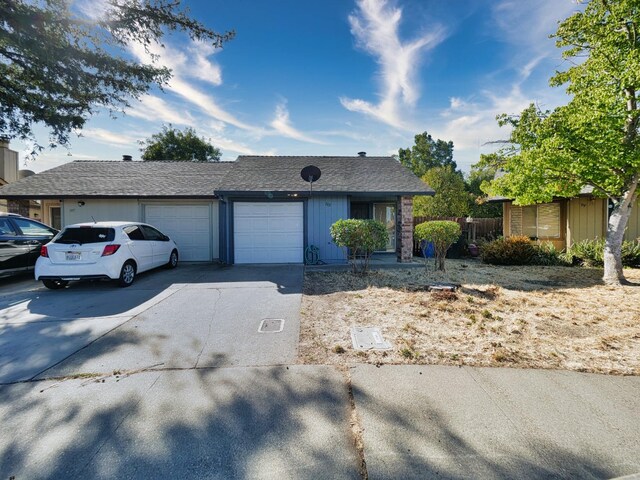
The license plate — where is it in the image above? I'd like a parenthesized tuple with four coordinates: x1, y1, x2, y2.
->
(65, 252, 81, 261)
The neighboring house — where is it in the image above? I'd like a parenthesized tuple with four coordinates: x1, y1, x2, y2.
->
(0, 154, 433, 264)
(0, 140, 42, 220)
(496, 187, 640, 250)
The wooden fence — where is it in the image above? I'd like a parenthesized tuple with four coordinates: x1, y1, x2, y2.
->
(412, 216, 503, 254)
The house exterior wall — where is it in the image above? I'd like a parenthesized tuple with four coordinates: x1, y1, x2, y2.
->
(62, 199, 141, 225)
(504, 197, 640, 249)
(306, 195, 348, 263)
(566, 197, 607, 245)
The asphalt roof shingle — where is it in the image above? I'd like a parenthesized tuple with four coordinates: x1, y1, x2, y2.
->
(217, 156, 434, 195)
(0, 156, 434, 198)
(0, 161, 233, 198)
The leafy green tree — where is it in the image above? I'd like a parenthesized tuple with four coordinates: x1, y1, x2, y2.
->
(140, 125, 221, 161)
(414, 220, 461, 271)
(466, 155, 503, 218)
(330, 219, 388, 274)
(0, 0, 233, 155)
(399, 131, 456, 177)
(414, 166, 469, 217)
(483, 0, 640, 285)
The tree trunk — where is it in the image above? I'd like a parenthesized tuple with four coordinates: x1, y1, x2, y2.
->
(603, 178, 638, 285)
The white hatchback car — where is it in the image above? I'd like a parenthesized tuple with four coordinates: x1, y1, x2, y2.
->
(35, 221, 179, 289)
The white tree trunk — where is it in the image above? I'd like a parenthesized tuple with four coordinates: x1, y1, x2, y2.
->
(603, 178, 638, 285)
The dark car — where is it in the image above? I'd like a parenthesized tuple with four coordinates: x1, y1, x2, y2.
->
(0, 213, 58, 278)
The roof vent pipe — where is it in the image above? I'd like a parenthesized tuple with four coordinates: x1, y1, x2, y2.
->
(357, 151, 366, 157)
(122, 155, 132, 162)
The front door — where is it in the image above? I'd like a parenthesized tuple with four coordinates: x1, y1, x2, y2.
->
(373, 203, 396, 251)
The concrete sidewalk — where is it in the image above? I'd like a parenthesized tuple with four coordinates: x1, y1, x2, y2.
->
(0, 366, 360, 480)
(2, 364, 638, 479)
(352, 364, 640, 479)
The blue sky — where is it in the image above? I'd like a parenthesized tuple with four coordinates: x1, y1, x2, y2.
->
(19, 0, 581, 174)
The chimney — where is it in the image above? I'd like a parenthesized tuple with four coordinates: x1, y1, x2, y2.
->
(357, 151, 366, 157)
(122, 154, 132, 162)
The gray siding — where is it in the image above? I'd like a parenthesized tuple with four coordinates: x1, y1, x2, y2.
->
(307, 196, 348, 263)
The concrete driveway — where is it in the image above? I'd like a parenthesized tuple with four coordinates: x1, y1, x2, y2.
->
(0, 264, 303, 384)
(1, 266, 639, 479)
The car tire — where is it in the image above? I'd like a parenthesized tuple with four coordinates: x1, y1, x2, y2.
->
(166, 249, 178, 269)
(42, 279, 69, 290)
(118, 261, 136, 287)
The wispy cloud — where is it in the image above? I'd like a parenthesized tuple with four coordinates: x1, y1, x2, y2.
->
(340, 0, 447, 129)
(126, 95, 195, 126)
(80, 128, 141, 147)
(269, 102, 325, 144)
(127, 41, 257, 132)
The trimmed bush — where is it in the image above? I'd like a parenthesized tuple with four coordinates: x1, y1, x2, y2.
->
(480, 236, 535, 265)
(330, 219, 388, 273)
(414, 220, 461, 271)
(568, 238, 640, 267)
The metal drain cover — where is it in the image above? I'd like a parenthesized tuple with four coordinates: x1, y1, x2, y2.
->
(351, 327, 392, 350)
(259, 318, 284, 333)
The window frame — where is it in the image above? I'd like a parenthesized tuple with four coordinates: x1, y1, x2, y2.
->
(509, 202, 562, 240)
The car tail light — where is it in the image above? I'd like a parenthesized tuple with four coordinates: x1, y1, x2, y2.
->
(102, 244, 121, 256)
(40, 245, 49, 257)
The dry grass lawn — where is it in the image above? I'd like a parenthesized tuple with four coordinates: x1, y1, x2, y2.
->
(299, 259, 640, 375)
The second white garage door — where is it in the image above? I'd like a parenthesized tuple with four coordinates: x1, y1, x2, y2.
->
(144, 204, 213, 261)
(234, 202, 303, 264)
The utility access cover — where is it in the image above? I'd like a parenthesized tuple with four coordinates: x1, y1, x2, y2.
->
(259, 319, 284, 333)
(351, 327, 392, 350)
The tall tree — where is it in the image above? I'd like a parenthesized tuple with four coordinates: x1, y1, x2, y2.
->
(483, 0, 640, 285)
(140, 125, 221, 162)
(399, 131, 456, 177)
(414, 166, 469, 217)
(0, 0, 234, 155)
(467, 155, 503, 218)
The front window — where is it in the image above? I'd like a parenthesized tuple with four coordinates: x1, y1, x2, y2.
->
(373, 203, 396, 251)
(510, 203, 561, 238)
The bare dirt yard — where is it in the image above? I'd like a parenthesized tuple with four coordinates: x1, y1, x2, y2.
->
(299, 259, 640, 375)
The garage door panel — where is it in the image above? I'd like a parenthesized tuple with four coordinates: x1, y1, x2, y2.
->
(268, 217, 302, 231)
(144, 204, 212, 262)
(234, 202, 303, 264)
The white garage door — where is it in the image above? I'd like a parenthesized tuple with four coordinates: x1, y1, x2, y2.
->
(234, 202, 303, 264)
(144, 205, 212, 261)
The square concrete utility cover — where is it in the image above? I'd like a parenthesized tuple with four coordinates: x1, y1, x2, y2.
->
(351, 327, 392, 350)
(259, 318, 284, 333)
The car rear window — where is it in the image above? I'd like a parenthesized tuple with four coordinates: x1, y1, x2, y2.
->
(54, 227, 115, 244)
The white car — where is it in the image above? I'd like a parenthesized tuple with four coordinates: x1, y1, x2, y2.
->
(35, 221, 179, 289)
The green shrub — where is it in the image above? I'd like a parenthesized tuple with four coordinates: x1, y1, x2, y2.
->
(330, 219, 388, 273)
(414, 220, 461, 271)
(568, 238, 640, 267)
(480, 235, 535, 265)
(532, 242, 572, 266)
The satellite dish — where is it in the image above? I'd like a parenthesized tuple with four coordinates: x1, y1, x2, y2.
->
(301, 165, 321, 183)
(300, 165, 321, 196)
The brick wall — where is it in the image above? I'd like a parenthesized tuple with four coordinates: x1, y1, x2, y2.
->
(396, 196, 413, 262)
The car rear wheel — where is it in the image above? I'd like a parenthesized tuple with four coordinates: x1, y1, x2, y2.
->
(118, 261, 136, 287)
(166, 249, 178, 269)
(42, 279, 69, 290)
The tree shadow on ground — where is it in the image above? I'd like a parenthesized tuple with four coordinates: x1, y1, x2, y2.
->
(0, 366, 359, 479)
(351, 371, 639, 479)
(0, 264, 303, 383)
